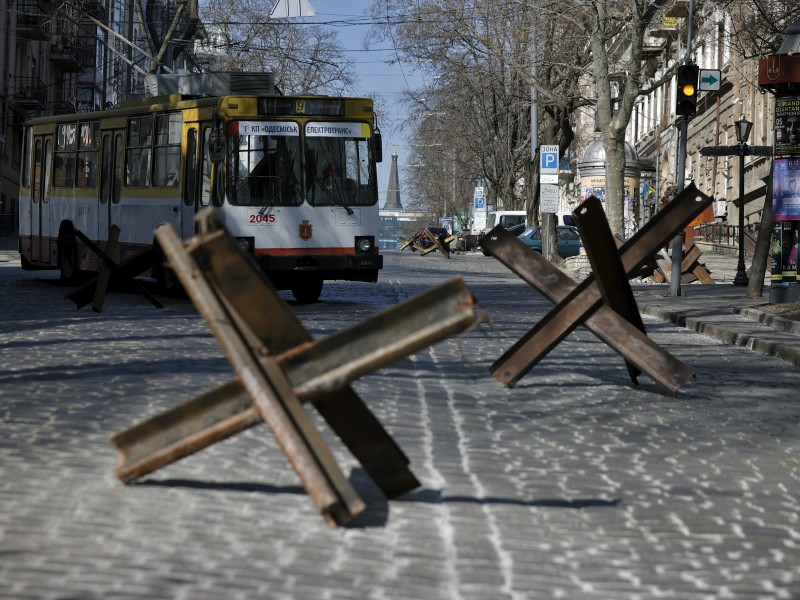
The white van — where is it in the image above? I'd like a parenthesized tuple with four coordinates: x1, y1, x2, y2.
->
(483, 211, 527, 235)
(556, 212, 576, 227)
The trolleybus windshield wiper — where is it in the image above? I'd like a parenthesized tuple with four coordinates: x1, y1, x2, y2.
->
(314, 177, 354, 215)
(258, 187, 281, 215)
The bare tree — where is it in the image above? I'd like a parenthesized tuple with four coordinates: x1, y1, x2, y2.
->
(198, 0, 357, 94)
(368, 0, 590, 241)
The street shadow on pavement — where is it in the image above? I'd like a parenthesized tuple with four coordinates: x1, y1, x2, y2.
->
(399, 488, 622, 510)
(137, 478, 306, 496)
(134, 472, 622, 530)
(351, 488, 622, 529)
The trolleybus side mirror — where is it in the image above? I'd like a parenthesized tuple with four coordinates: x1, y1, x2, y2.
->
(374, 131, 383, 163)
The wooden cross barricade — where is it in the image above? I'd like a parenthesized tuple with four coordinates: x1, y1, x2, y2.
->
(110, 209, 479, 526)
(481, 183, 714, 393)
(65, 226, 164, 312)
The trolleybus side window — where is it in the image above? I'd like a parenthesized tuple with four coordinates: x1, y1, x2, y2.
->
(184, 128, 198, 206)
(153, 113, 182, 187)
(32, 139, 42, 202)
(43, 140, 52, 203)
(54, 123, 77, 188)
(101, 134, 111, 204)
(112, 134, 123, 204)
(201, 127, 213, 207)
(77, 122, 99, 188)
(22, 127, 33, 188)
(126, 115, 153, 187)
(52, 121, 99, 189)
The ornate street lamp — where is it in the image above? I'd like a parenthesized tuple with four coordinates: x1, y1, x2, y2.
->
(733, 116, 752, 286)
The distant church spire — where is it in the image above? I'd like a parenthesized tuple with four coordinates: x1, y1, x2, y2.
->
(383, 149, 404, 210)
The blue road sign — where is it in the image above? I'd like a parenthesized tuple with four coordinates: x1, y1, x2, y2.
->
(475, 197, 486, 209)
(540, 145, 559, 172)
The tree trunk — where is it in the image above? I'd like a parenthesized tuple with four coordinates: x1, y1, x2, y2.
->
(747, 165, 774, 299)
(602, 133, 627, 236)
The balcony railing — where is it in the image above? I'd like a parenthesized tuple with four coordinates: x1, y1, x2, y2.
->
(13, 77, 47, 110)
(16, 0, 51, 41)
(77, 0, 105, 19)
(51, 35, 83, 73)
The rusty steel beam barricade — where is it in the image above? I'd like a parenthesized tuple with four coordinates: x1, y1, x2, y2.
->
(420, 228, 455, 258)
(397, 229, 455, 257)
(110, 209, 479, 526)
(397, 230, 422, 252)
(482, 183, 714, 393)
(66, 226, 164, 311)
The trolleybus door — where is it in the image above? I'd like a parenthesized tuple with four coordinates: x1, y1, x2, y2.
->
(30, 137, 51, 263)
(99, 132, 124, 238)
(180, 127, 201, 238)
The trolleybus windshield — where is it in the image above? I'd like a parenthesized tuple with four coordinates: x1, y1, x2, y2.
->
(227, 120, 303, 208)
(304, 121, 375, 211)
(227, 119, 377, 211)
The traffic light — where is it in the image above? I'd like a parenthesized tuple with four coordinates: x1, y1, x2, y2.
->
(676, 64, 699, 117)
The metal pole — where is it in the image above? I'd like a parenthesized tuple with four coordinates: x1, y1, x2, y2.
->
(670, 117, 688, 296)
(670, 0, 695, 297)
(733, 144, 749, 285)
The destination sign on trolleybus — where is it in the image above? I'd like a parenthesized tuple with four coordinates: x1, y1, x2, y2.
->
(233, 121, 300, 136)
(305, 122, 372, 138)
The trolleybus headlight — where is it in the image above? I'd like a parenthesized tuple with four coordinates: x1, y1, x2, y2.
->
(355, 236, 374, 254)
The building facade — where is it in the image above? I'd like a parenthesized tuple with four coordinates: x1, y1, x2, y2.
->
(0, 0, 200, 235)
(569, 5, 775, 248)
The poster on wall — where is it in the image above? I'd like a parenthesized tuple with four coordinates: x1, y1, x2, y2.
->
(771, 221, 799, 283)
(773, 158, 800, 220)
(774, 96, 800, 157)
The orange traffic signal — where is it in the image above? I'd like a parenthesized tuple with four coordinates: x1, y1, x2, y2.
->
(676, 64, 699, 117)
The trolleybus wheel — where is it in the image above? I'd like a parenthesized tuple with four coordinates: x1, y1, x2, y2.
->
(291, 277, 323, 303)
(59, 232, 80, 284)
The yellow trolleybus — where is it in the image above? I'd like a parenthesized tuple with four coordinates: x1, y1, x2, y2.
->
(18, 72, 383, 302)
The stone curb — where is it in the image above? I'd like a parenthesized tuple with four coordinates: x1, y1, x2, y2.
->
(736, 306, 800, 335)
(640, 304, 800, 368)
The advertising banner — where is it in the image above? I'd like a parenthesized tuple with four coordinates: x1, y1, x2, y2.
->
(771, 221, 799, 283)
(773, 158, 800, 220)
(774, 96, 800, 157)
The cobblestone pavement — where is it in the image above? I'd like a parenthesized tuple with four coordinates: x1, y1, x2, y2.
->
(1, 246, 799, 600)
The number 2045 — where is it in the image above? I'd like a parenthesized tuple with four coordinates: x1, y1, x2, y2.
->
(249, 213, 276, 225)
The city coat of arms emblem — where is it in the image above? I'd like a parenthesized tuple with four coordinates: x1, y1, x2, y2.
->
(299, 220, 313, 241)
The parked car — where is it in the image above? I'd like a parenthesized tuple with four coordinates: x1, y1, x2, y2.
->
(454, 230, 478, 252)
(517, 225, 583, 258)
(481, 222, 528, 255)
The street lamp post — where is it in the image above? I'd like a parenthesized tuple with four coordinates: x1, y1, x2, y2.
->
(733, 116, 753, 287)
